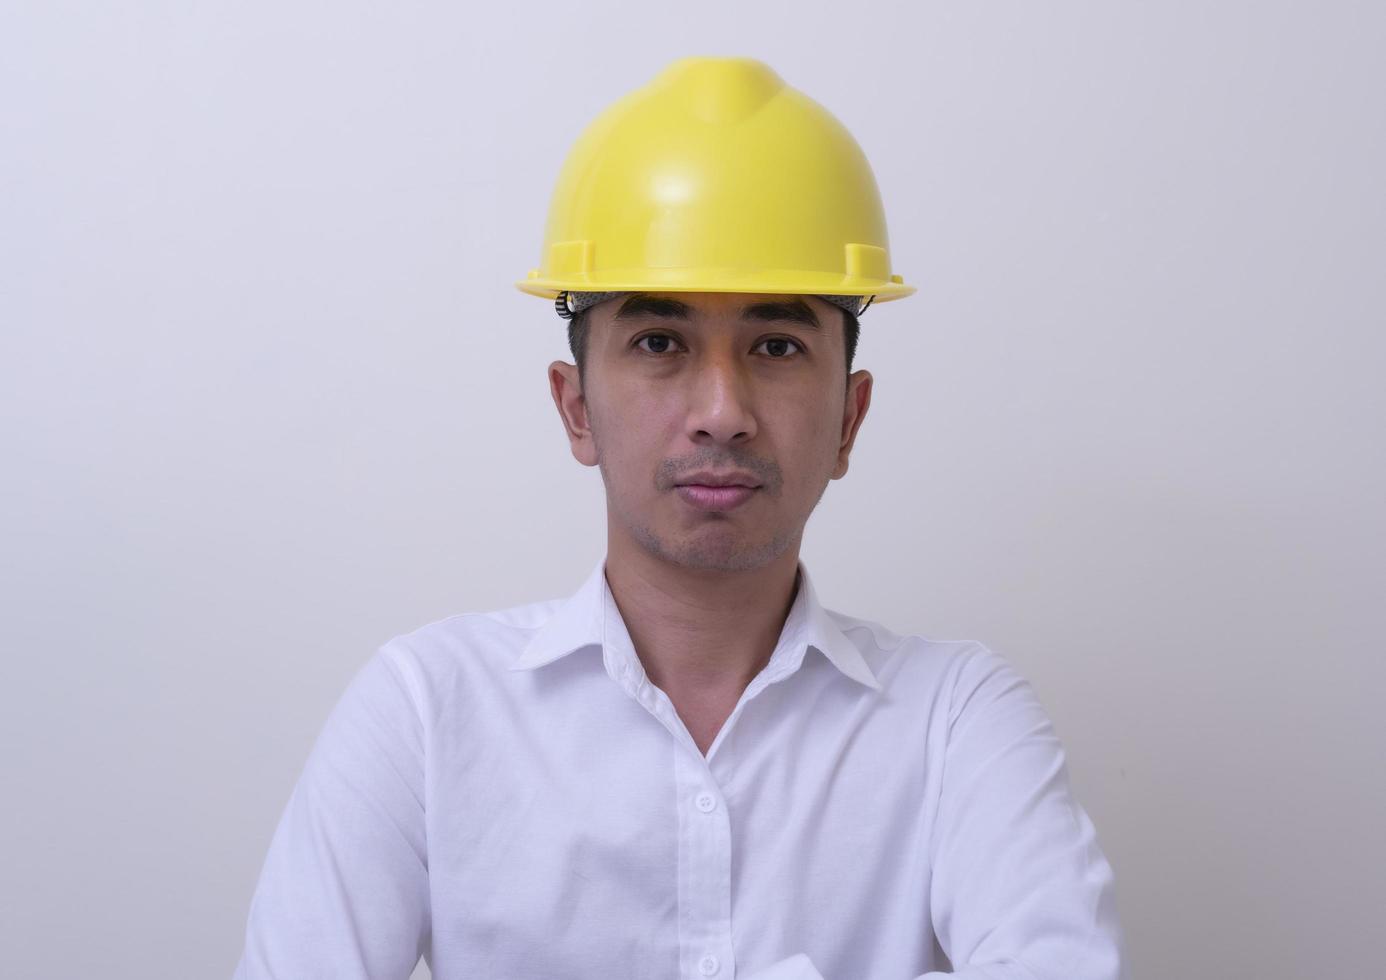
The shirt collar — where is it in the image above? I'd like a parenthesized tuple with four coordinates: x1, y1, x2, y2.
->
(508, 555, 882, 692)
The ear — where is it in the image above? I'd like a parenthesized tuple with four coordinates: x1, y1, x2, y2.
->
(549, 360, 599, 467)
(831, 368, 872, 480)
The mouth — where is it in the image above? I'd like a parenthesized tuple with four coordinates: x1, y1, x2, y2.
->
(674, 471, 762, 490)
(675, 484, 759, 512)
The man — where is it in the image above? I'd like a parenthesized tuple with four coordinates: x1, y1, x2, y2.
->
(234, 57, 1127, 979)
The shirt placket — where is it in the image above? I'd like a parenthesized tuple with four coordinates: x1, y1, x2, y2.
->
(607, 659, 738, 980)
(675, 740, 735, 980)
(600, 585, 809, 980)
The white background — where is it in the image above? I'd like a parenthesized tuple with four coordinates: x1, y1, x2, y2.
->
(2, 2, 1382, 977)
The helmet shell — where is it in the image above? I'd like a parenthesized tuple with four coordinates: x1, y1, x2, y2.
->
(517, 56, 914, 303)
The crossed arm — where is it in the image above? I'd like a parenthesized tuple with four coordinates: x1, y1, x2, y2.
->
(233, 645, 1125, 979)
(746, 646, 1127, 980)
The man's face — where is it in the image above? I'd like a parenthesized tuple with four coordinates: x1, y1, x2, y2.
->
(548, 292, 873, 573)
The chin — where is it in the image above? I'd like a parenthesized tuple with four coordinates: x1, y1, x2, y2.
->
(635, 523, 793, 573)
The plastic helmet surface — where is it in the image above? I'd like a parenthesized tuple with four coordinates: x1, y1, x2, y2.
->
(517, 56, 914, 304)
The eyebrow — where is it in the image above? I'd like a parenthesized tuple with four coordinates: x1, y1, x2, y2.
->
(742, 300, 821, 330)
(611, 294, 821, 330)
(613, 295, 694, 322)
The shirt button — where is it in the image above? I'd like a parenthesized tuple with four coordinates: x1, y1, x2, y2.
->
(695, 792, 717, 813)
(698, 954, 720, 975)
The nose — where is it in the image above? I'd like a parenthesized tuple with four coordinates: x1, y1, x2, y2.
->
(684, 349, 758, 446)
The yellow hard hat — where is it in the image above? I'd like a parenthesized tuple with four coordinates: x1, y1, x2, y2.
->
(516, 56, 914, 306)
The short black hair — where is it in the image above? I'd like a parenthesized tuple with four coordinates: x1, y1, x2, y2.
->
(566, 304, 860, 386)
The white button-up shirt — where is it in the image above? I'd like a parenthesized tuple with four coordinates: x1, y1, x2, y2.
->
(234, 556, 1127, 979)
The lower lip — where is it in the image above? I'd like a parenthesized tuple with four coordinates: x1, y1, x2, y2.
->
(676, 484, 757, 511)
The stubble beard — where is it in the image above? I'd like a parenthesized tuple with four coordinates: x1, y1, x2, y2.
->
(589, 407, 826, 574)
(598, 457, 799, 574)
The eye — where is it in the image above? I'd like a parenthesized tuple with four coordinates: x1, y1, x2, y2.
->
(633, 333, 684, 356)
(631, 333, 805, 358)
(754, 336, 805, 359)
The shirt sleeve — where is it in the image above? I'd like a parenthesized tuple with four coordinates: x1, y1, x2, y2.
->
(915, 644, 1128, 980)
(232, 644, 430, 980)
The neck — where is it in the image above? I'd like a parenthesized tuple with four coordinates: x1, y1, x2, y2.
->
(603, 528, 803, 702)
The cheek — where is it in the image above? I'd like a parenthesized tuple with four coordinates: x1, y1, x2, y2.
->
(786, 404, 841, 454)
(806, 408, 849, 482)
(763, 407, 839, 494)
(595, 385, 683, 473)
